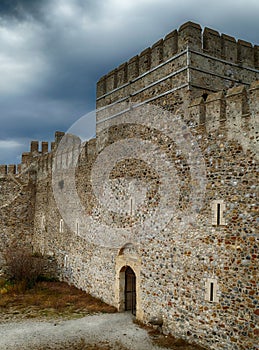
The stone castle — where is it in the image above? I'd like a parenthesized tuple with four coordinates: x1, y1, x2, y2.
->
(0, 22, 258, 350)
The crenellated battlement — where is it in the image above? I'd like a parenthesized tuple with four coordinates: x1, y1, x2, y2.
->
(97, 21, 259, 100)
(0, 131, 65, 177)
(188, 80, 259, 159)
(188, 80, 259, 128)
(13, 80, 259, 176)
(1, 78, 258, 178)
(33, 132, 97, 175)
(0, 164, 21, 176)
(0, 130, 98, 179)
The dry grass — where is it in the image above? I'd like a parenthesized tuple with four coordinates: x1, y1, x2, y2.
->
(0, 279, 205, 349)
(0, 279, 116, 321)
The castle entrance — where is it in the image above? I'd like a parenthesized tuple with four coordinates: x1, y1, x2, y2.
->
(125, 266, 136, 315)
(115, 244, 142, 319)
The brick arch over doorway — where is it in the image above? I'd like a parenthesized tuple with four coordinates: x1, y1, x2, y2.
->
(115, 244, 143, 320)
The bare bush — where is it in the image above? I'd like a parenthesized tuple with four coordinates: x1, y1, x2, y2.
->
(4, 246, 46, 289)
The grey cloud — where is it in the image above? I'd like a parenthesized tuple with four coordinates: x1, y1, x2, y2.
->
(0, 0, 48, 20)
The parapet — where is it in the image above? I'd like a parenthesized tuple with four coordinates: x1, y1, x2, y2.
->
(188, 80, 259, 134)
(97, 21, 259, 98)
(0, 164, 13, 175)
(0, 131, 66, 176)
(0, 130, 99, 179)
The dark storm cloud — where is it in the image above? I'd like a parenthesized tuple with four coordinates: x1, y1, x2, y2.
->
(0, 0, 47, 20)
(0, 0, 103, 21)
(0, 0, 258, 164)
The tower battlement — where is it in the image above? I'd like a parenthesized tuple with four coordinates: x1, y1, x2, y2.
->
(97, 21, 259, 101)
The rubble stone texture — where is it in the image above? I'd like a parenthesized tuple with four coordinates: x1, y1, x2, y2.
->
(0, 22, 258, 350)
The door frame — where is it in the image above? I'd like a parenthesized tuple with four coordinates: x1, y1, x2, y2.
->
(115, 245, 143, 320)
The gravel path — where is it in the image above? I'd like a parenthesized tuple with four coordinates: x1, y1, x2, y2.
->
(0, 313, 164, 350)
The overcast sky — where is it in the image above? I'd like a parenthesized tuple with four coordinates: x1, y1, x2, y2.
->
(0, 0, 258, 165)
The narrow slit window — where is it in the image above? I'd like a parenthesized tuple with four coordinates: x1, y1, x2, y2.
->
(211, 200, 226, 226)
(217, 204, 221, 226)
(60, 219, 64, 233)
(205, 278, 219, 303)
(76, 221, 79, 234)
(210, 282, 214, 302)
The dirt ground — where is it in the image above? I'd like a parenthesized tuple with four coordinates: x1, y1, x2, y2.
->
(0, 281, 206, 350)
(0, 313, 206, 350)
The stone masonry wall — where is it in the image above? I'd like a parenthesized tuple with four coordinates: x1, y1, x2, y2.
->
(0, 166, 36, 274)
(28, 80, 258, 350)
(0, 139, 55, 274)
(0, 22, 258, 350)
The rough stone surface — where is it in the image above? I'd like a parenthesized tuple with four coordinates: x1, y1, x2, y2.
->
(0, 22, 258, 350)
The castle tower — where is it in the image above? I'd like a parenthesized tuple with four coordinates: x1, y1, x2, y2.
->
(96, 21, 259, 130)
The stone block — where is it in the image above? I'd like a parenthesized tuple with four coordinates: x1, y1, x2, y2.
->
(178, 21, 202, 52)
(203, 27, 221, 58)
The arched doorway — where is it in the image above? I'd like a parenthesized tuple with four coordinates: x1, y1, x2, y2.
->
(125, 266, 136, 315)
(115, 244, 143, 319)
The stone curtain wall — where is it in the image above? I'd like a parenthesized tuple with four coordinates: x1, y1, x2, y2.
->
(94, 20, 259, 349)
(27, 81, 259, 350)
(0, 137, 56, 275)
(137, 84, 258, 349)
(0, 22, 258, 350)
(0, 170, 36, 274)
